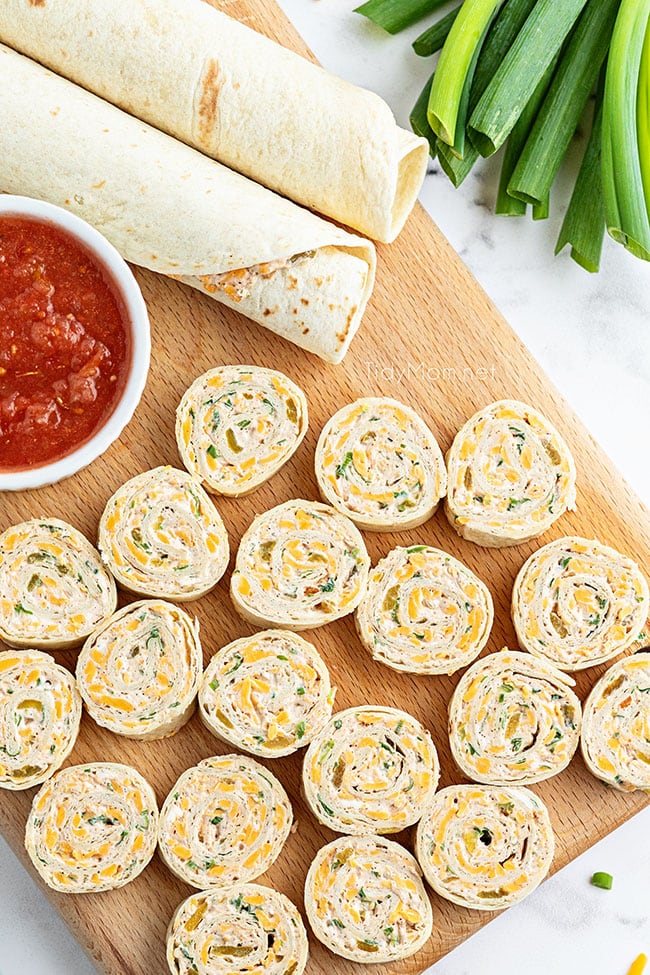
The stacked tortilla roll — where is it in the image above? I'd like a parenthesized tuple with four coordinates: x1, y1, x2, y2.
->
(0, 45, 376, 364)
(0, 650, 81, 791)
(199, 630, 333, 758)
(581, 653, 650, 792)
(26, 762, 158, 892)
(0, 518, 116, 650)
(176, 366, 308, 497)
(302, 706, 439, 833)
(166, 884, 309, 975)
(0, 0, 427, 244)
(304, 835, 432, 963)
(445, 400, 577, 547)
(415, 785, 555, 910)
(158, 755, 292, 889)
(356, 545, 493, 675)
(231, 500, 370, 630)
(449, 650, 582, 785)
(99, 466, 229, 601)
(512, 536, 649, 670)
(315, 398, 447, 531)
(76, 600, 203, 740)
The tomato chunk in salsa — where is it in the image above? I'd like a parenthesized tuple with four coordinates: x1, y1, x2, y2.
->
(0, 216, 131, 471)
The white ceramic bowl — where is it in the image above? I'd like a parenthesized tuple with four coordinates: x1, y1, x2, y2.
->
(0, 196, 151, 491)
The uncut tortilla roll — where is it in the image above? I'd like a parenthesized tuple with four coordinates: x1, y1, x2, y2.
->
(449, 650, 581, 785)
(76, 600, 202, 740)
(199, 630, 333, 758)
(25, 762, 159, 893)
(231, 500, 370, 630)
(315, 398, 447, 532)
(445, 400, 577, 547)
(0, 650, 81, 791)
(176, 366, 308, 497)
(356, 545, 493, 675)
(512, 536, 649, 671)
(302, 706, 439, 834)
(158, 755, 292, 890)
(0, 518, 117, 650)
(0, 0, 428, 244)
(304, 835, 432, 963)
(0, 46, 376, 365)
(166, 884, 309, 975)
(415, 784, 554, 911)
(98, 466, 229, 601)
(581, 653, 650, 792)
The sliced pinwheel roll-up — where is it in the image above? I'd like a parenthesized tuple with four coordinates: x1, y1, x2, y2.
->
(166, 884, 309, 975)
(0, 650, 81, 791)
(512, 537, 649, 671)
(25, 762, 158, 892)
(581, 652, 650, 792)
(356, 545, 493, 675)
(415, 785, 554, 910)
(0, 518, 117, 650)
(448, 649, 582, 785)
(445, 400, 577, 547)
(302, 705, 439, 834)
(304, 834, 432, 963)
(98, 466, 229, 601)
(158, 755, 292, 890)
(76, 600, 202, 740)
(199, 630, 333, 758)
(231, 500, 370, 630)
(176, 366, 308, 497)
(314, 397, 447, 532)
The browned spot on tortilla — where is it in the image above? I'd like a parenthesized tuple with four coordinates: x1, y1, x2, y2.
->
(198, 58, 223, 144)
(300, 298, 309, 306)
(335, 305, 358, 347)
(315, 277, 324, 287)
(287, 275, 298, 290)
(292, 308, 298, 315)
(92, 180, 106, 190)
(263, 308, 272, 317)
(28, 0, 46, 6)
(50, 107, 60, 116)
(302, 327, 310, 335)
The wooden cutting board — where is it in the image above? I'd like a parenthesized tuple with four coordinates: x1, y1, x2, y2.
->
(1, 2, 649, 973)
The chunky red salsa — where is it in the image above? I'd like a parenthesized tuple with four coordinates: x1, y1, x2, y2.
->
(0, 216, 131, 471)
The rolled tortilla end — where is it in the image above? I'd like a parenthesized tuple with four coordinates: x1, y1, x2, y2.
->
(199, 630, 333, 758)
(159, 755, 292, 890)
(176, 366, 308, 497)
(25, 762, 159, 892)
(166, 884, 309, 975)
(0, 518, 117, 650)
(415, 785, 555, 910)
(231, 500, 370, 630)
(512, 536, 649, 671)
(76, 600, 202, 740)
(0, 650, 82, 791)
(356, 545, 493, 675)
(448, 649, 582, 785)
(581, 653, 650, 793)
(98, 466, 229, 601)
(304, 835, 432, 963)
(315, 397, 447, 531)
(302, 705, 439, 834)
(445, 400, 577, 547)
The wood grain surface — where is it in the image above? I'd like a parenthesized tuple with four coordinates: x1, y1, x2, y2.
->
(0, 2, 649, 973)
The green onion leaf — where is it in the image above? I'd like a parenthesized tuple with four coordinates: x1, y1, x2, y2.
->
(410, 74, 437, 155)
(354, 0, 449, 34)
(413, 6, 461, 57)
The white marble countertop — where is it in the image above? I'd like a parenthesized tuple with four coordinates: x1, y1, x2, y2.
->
(0, 2, 649, 973)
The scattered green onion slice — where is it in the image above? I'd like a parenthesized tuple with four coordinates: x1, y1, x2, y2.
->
(591, 871, 614, 890)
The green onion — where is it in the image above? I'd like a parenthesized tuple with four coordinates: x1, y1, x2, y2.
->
(468, 0, 590, 156)
(410, 74, 438, 155)
(638, 12, 650, 218)
(436, 138, 478, 186)
(508, 0, 620, 207)
(591, 871, 614, 890)
(603, 0, 650, 260)
(354, 0, 449, 34)
(413, 6, 461, 57)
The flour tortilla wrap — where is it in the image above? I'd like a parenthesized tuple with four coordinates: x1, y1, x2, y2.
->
(415, 785, 554, 911)
(0, 650, 82, 791)
(304, 834, 432, 963)
(0, 0, 427, 243)
(166, 884, 309, 975)
(0, 45, 375, 364)
(581, 652, 650, 793)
